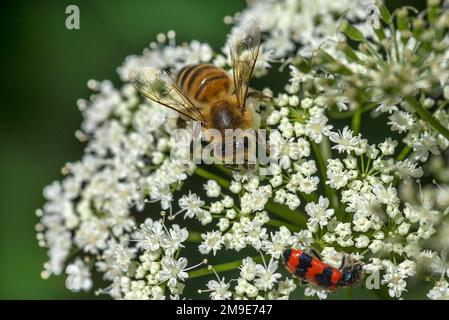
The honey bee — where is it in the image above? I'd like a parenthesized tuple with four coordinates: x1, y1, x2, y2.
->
(129, 21, 263, 169)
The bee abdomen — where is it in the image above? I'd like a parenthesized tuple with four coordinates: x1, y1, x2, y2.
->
(176, 64, 230, 103)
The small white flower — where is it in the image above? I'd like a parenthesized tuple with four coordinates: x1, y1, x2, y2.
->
(210, 201, 225, 214)
(206, 278, 232, 300)
(204, 180, 221, 198)
(382, 268, 408, 298)
(320, 247, 343, 268)
(378, 138, 398, 156)
(355, 235, 370, 248)
(217, 218, 230, 232)
(285, 193, 301, 210)
(222, 195, 234, 208)
(304, 287, 328, 300)
(74, 217, 109, 254)
(297, 175, 319, 194)
(430, 248, 449, 278)
(267, 110, 282, 125)
(427, 279, 449, 300)
(397, 260, 416, 277)
(388, 111, 414, 133)
(240, 257, 257, 281)
(274, 189, 287, 204)
(295, 160, 317, 176)
(65, 258, 92, 292)
(158, 257, 189, 288)
(197, 210, 213, 225)
(261, 227, 292, 259)
(270, 175, 283, 188)
(329, 126, 362, 154)
(305, 196, 334, 232)
(254, 259, 282, 291)
(277, 278, 296, 296)
(160, 224, 189, 256)
(268, 130, 300, 169)
(230, 181, 242, 194)
(199, 230, 224, 256)
(305, 114, 333, 143)
(369, 239, 385, 254)
(178, 192, 205, 218)
(225, 209, 237, 220)
(241, 186, 272, 214)
(395, 160, 424, 180)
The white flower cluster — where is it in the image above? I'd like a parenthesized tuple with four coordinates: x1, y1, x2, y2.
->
(36, 34, 212, 298)
(118, 218, 195, 299)
(258, 92, 447, 299)
(37, 0, 449, 300)
(226, 0, 374, 58)
(201, 256, 296, 300)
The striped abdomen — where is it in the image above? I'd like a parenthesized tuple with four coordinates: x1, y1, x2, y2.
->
(283, 248, 342, 291)
(176, 64, 231, 103)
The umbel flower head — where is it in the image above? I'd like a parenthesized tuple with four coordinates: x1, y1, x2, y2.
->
(37, 0, 449, 300)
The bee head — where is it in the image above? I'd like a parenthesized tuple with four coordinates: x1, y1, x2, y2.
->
(210, 100, 242, 133)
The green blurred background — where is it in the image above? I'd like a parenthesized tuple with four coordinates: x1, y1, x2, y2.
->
(0, 0, 425, 299)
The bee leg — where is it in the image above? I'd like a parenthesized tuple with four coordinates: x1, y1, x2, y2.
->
(246, 90, 261, 99)
(246, 90, 273, 102)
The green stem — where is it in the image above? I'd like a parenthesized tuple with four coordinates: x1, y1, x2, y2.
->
(187, 231, 202, 242)
(405, 96, 449, 141)
(265, 201, 307, 227)
(328, 109, 358, 119)
(396, 145, 411, 161)
(352, 107, 363, 135)
(364, 158, 372, 176)
(327, 102, 377, 120)
(310, 141, 339, 211)
(320, 136, 332, 162)
(267, 217, 301, 232)
(213, 164, 233, 177)
(195, 167, 230, 189)
(189, 255, 266, 279)
(359, 155, 365, 176)
(389, 22, 401, 63)
(299, 191, 318, 204)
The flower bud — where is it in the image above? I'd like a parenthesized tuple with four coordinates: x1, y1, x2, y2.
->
(339, 21, 365, 42)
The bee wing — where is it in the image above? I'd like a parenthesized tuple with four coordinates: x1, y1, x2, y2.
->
(229, 20, 261, 110)
(129, 67, 205, 122)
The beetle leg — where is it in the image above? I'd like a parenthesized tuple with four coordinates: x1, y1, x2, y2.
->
(309, 248, 322, 261)
(339, 255, 346, 270)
